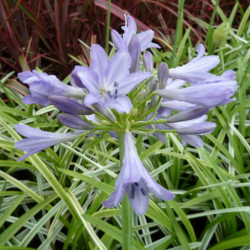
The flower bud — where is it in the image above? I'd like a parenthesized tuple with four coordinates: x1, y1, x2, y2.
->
(213, 22, 230, 46)
(146, 78, 155, 94)
(128, 34, 141, 73)
(50, 96, 94, 115)
(143, 52, 154, 72)
(93, 103, 116, 122)
(158, 62, 169, 89)
(167, 106, 209, 123)
(135, 90, 147, 103)
(57, 113, 95, 130)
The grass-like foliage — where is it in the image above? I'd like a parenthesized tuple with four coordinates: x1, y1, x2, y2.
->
(0, 1, 249, 250)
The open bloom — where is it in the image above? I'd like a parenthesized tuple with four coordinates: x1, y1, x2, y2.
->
(15, 124, 83, 161)
(72, 44, 151, 113)
(18, 70, 85, 106)
(103, 132, 174, 215)
(111, 14, 160, 52)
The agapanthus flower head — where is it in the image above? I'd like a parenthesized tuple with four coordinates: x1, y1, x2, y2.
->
(103, 132, 174, 215)
(72, 44, 151, 113)
(18, 70, 85, 106)
(15, 124, 82, 161)
(111, 14, 160, 52)
(14, 12, 239, 219)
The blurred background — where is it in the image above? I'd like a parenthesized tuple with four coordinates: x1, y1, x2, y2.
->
(0, 0, 248, 78)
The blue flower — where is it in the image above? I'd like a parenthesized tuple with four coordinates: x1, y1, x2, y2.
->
(168, 44, 220, 83)
(18, 70, 85, 106)
(111, 15, 160, 52)
(103, 132, 174, 215)
(72, 44, 151, 113)
(157, 80, 237, 107)
(15, 124, 83, 161)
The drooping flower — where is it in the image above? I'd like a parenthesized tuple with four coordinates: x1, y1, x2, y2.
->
(103, 132, 174, 215)
(111, 14, 160, 52)
(18, 70, 85, 106)
(72, 44, 151, 113)
(15, 124, 83, 161)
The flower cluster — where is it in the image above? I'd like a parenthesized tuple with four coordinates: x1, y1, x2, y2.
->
(15, 15, 237, 215)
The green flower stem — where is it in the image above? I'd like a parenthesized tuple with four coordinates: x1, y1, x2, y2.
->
(138, 96, 162, 121)
(133, 128, 176, 134)
(131, 119, 167, 128)
(122, 196, 132, 250)
(118, 131, 132, 250)
(137, 91, 157, 108)
(105, 0, 111, 53)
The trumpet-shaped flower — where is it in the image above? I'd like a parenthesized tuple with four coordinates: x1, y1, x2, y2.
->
(15, 124, 81, 161)
(18, 70, 85, 106)
(111, 15, 160, 52)
(103, 132, 174, 215)
(157, 80, 237, 108)
(72, 44, 151, 113)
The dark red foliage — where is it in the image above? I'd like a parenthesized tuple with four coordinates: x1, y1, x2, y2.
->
(0, 0, 248, 78)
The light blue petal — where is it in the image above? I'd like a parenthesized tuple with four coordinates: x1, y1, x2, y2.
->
(119, 72, 152, 94)
(111, 30, 128, 51)
(90, 44, 109, 83)
(72, 66, 99, 94)
(179, 134, 204, 148)
(84, 93, 102, 106)
(18, 71, 37, 84)
(102, 175, 126, 207)
(127, 181, 149, 215)
(122, 15, 137, 46)
(105, 52, 131, 85)
(105, 96, 132, 114)
(137, 29, 159, 51)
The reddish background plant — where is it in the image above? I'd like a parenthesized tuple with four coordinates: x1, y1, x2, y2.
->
(0, 0, 247, 78)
